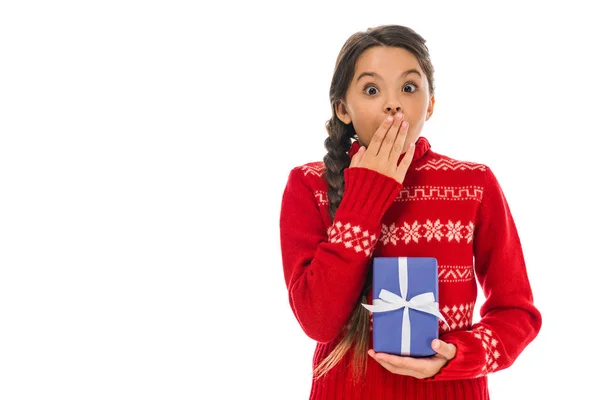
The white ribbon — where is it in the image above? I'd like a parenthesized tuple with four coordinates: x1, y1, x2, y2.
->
(362, 257, 450, 356)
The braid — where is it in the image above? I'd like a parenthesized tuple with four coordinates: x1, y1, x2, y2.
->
(314, 114, 371, 384)
(323, 117, 354, 222)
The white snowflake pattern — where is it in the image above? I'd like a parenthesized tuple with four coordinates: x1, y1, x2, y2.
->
(464, 222, 475, 243)
(401, 221, 422, 244)
(446, 220, 464, 242)
(378, 219, 475, 245)
(380, 223, 400, 245)
(423, 219, 444, 242)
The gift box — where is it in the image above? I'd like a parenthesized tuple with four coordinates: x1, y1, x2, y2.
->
(361, 257, 448, 357)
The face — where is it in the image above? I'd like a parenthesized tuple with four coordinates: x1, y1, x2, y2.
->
(335, 46, 435, 151)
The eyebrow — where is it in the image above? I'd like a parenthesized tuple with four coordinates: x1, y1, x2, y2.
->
(356, 69, 422, 82)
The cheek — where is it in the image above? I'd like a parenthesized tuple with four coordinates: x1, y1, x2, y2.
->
(353, 110, 378, 133)
(353, 119, 379, 145)
(406, 118, 425, 139)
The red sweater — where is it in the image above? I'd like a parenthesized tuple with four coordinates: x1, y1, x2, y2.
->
(279, 136, 542, 400)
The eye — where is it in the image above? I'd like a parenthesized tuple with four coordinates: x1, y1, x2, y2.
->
(403, 81, 419, 93)
(363, 85, 379, 96)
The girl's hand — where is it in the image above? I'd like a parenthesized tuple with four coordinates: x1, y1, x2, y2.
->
(349, 113, 415, 185)
(367, 339, 457, 379)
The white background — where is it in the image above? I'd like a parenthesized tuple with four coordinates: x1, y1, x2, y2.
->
(1, 1, 598, 399)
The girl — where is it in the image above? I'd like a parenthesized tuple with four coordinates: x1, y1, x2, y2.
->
(279, 24, 541, 400)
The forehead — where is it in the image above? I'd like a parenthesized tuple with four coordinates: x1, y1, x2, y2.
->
(354, 46, 422, 78)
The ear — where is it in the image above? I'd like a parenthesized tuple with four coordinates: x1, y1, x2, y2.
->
(425, 95, 435, 121)
(335, 100, 352, 125)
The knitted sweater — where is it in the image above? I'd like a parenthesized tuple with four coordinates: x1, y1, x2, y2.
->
(278, 136, 542, 400)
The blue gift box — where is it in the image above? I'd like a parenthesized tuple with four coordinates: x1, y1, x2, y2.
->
(362, 257, 446, 357)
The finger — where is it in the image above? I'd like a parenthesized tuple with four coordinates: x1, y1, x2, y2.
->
(376, 352, 426, 371)
(349, 145, 365, 168)
(369, 353, 422, 378)
(368, 351, 405, 374)
(432, 339, 457, 360)
(389, 119, 409, 163)
(392, 141, 415, 183)
(376, 358, 406, 375)
(369, 351, 441, 379)
(397, 140, 416, 170)
(373, 351, 442, 374)
(377, 112, 404, 157)
(364, 115, 395, 158)
(371, 351, 418, 371)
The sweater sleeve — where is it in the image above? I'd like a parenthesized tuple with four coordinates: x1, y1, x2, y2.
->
(279, 166, 403, 343)
(430, 165, 542, 381)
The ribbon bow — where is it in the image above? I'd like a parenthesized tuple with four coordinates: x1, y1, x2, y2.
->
(361, 258, 450, 355)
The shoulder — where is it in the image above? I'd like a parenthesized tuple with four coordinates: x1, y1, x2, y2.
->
(291, 161, 327, 181)
(283, 160, 329, 204)
(417, 150, 509, 205)
(412, 150, 495, 198)
(416, 149, 489, 173)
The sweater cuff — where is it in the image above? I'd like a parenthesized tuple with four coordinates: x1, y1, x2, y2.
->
(428, 330, 487, 381)
(337, 167, 403, 222)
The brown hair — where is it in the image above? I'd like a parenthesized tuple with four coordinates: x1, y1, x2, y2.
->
(316, 24, 436, 383)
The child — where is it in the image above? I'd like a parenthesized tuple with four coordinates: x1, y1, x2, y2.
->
(279, 24, 541, 400)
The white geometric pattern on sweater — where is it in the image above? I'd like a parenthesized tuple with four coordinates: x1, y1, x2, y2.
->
(327, 221, 377, 256)
(300, 163, 325, 177)
(312, 186, 483, 207)
(314, 190, 328, 206)
(473, 326, 500, 375)
(439, 302, 475, 332)
(415, 159, 486, 171)
(395, 186, 484, 202)
(380, 220, 475, 245)
(438, 265, 475, 282)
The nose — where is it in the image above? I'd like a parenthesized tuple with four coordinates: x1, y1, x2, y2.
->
(384, 99, 402, 114)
